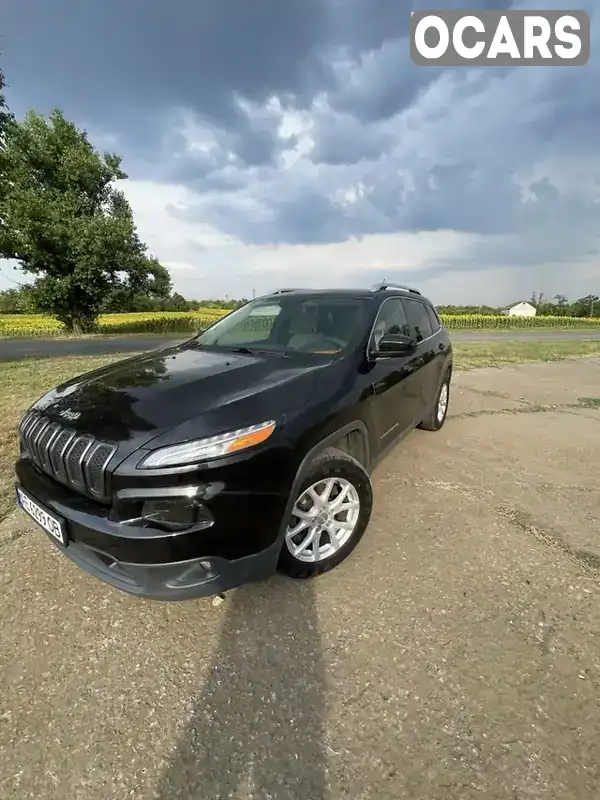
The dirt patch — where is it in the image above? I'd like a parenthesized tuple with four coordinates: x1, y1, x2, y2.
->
(1, 349, 600, 799)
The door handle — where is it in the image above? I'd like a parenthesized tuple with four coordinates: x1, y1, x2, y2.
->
(438, 343, 444, 351)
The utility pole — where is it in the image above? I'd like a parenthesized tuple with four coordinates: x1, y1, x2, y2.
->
(591, 296, 595, 318)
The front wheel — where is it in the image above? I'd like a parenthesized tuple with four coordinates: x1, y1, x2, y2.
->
(278, 448, 373, 579)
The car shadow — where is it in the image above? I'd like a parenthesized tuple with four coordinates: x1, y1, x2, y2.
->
(154, 576, 329, 800)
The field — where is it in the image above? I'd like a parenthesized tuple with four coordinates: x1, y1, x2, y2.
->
(1, 310, 600, 337)
(0, 310, 227, 337)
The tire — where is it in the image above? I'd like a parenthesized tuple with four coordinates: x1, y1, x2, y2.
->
(418, 370, 451, 431)
(278, 447, 373, 579)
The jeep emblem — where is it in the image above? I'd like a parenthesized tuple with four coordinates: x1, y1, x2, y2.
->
(59, 409, 81, 422)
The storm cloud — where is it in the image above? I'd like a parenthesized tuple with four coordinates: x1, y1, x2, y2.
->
(2, 0, 599, 302)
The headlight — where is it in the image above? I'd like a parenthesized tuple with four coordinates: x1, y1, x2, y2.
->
(139, 420, 277, 469)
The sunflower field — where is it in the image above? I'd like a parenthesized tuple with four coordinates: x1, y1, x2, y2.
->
(439, 314, 600, 329)
(1, 310, 600, 338)
(0, 310, 227, 337)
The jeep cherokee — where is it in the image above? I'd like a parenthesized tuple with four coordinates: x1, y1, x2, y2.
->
(14, 283, 452, 600)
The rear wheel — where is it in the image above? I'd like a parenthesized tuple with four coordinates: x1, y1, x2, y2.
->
(418, 371, 451, 431)
(278, 448, 373, 578)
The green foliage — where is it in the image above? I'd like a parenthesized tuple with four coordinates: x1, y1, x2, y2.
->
(0, 62, 13, 137)
(99, 292, 245, 314)
(0, 63, 15, 223)
(437, 304, 503, 316)
(99, 258, 172, 313)
(439, 295, 599, 319)
(0, 108, 168, 332)
(0, 285, 36, 313)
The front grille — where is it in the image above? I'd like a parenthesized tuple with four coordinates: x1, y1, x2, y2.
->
(19, 411, 117, 500)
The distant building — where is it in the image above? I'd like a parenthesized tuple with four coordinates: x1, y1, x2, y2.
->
(507, 301, 537, 317)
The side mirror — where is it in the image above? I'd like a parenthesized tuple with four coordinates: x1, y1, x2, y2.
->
(376, 334, 416, 356)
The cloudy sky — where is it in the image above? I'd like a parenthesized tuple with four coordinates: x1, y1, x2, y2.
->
(1, 0, 598, 304)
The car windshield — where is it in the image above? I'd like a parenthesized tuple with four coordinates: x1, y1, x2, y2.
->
(194, 295, 371, 355)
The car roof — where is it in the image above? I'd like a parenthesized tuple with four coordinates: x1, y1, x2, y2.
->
(259, 285, 435, 305)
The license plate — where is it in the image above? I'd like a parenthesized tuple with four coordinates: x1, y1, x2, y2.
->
(16, 486, 68, 547)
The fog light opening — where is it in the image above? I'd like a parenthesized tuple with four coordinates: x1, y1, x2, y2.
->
(166, 559, 217, 589)
(140, 498, 213, 532)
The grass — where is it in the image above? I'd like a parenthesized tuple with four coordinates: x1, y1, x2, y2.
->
(453, 339, 600, 370)
(1, 339, 599, 523)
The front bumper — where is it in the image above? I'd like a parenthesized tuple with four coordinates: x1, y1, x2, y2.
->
(39, 532, 282, 601)
(14, 457, 286, 601)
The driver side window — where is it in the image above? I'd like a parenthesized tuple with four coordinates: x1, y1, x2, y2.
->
(371, 298, 410, 350)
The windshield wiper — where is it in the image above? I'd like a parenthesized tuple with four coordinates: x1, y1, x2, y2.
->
(229, 346, 292, 358)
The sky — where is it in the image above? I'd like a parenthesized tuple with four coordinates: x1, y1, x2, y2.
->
(1, 0, 599, 305)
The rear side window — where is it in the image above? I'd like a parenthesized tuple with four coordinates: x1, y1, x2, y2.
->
(425, 304, 441, 333)
(402, 298, 434, 342)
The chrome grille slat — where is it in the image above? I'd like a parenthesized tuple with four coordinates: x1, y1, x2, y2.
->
(20, 412, 115, 501)
(20, 412, 37, 438)
(21, 414, 39, 458)
(37, 423, 61, 471)
(84, 442, 117, 498)
(30, 418, 50, 466)
(23, 415, 38, 453)
(51, 430, 76, 480)
(65, 436, 95, 489)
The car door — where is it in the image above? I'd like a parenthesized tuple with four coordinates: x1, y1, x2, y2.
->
(400, 297, 440, 412)
(367, 298, 423, 445)
(424, 303, 448, 388)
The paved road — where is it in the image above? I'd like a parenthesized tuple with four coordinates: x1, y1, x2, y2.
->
(1, 358, 599, 799)
(1, 328, 600, 361)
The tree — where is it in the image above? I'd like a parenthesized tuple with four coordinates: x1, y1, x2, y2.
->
(0, 284, 36, 313)
(0, 107, 168, 332)
(165, 292, 189, 312)
(570, 294, 599, 318)
(0, 62, 14, 225)
(0, 61, 13, 139)
(100, 257, 172, 313)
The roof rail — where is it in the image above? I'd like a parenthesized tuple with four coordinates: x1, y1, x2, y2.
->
(270, 287, 304, 295)
(370, 281, 422, 296)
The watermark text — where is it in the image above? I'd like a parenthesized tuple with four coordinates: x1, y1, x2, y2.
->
(410, 10, 590, 66)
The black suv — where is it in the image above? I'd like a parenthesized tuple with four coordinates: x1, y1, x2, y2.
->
(14, 284, 452, 601)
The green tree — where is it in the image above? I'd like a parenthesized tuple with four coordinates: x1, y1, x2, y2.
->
(0, 62, 13, 138)
(570, 294, 599, 318)
(0, 284, 36, 313)
(165, 292, 189, 312)
(100, 257, 172, 313)
(0, 62, 14, 226)
(0, 108, 169, 332)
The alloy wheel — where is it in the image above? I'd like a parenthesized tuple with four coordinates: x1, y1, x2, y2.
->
(437, 382, 449, 423)
(285, 477, 361, 563)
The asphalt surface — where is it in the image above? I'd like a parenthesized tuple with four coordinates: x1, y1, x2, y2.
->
(1, 328, 600, 361)
(1, 358, 599, 799)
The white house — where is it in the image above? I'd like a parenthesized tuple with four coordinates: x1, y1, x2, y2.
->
(508, 301, 537, 317)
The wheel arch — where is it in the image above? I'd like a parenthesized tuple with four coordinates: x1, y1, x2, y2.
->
(276, 421, 371, 540)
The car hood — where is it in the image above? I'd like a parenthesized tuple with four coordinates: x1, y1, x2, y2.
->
(32, 342, 323, 451)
